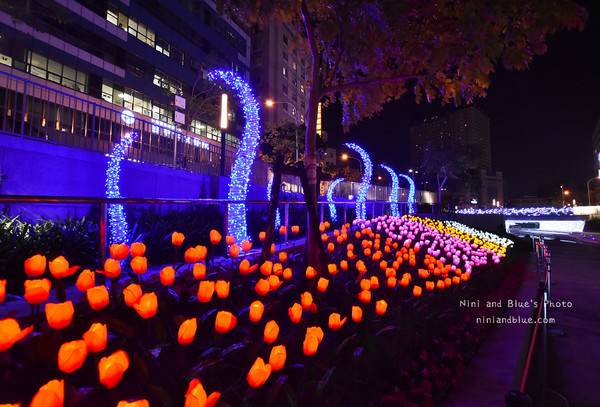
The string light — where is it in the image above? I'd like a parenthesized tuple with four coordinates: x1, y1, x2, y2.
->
(343, 143, 372, 220)
(105, 130, 138, 244)
(398, 174, 416, 215)
(327, 178, 345, 221)
(207, 70, 261, 243)
(457, 207, 574, 216)
(266, 170, 281, 228)
(379, 165, 399, 217)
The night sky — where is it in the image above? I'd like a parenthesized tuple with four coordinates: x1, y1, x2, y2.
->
(323, 0, 600, 202)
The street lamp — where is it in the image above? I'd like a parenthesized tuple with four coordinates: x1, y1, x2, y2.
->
(560, 184, 564, 206)
(265, 99, 300, 162)
(341, 153, 363, 175)
(587, 176, 600, 206)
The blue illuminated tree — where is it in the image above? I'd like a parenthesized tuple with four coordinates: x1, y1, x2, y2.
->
(380, 165, 399, 217)
(326, 178, 345, 221)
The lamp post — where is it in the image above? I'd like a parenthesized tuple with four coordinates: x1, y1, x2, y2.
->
(265, 99, 300, 162)
(220, 93, 228, 177)
(341, 153, 363, 175)
(587, 176, 600, 206)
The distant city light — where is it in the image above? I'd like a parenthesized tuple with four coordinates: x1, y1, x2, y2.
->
(457, 207, 574, 216)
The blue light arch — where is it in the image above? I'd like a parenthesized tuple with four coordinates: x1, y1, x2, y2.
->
(379, 165, 399, 217)
(207, 70, 261, 243)
(266, 169, 281, 228)
(398, 173, 416, 215)
(326, 178, 345, 221)
(343, 143, 372, 220)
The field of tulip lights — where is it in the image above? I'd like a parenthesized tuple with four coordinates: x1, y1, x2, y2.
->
(0, 214, 520, 407)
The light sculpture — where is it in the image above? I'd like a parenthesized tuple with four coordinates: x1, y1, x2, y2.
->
(379, 165, 399, 217)
(343, 143, 372, 220)
(398, 173, 416, 215)
(207, 70, 261, 243)
(105, 127, 138, 244)
(326, 178, 345, 221)
(266, 171, 281, 228)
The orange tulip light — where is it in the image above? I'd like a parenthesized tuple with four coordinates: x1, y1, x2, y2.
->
(249, 300, 264, 322)
(305, 266, 317, 279)
(117, 400, 150, 407)
(24, 278, 51, 305)
(197, 280, 215, 303)
(292, 225, 300, 234)
(193, 262, 207, 280)
(352, 306, 363, 322)
(239, 259, 252, 275)
(413, 285, 423, 297)
(278, 251, 287, 263)
(215, 311, 237, 334)
(134, 292, 158, 319)
(228, 244, 240, 258)
(110, 244, 130, 260)
(128, 256, 147, 275)
(300, 291, 313, 310)
(0, 279, 5, 304)
(83, 322, 107, 353)
(160, 266, 176, 286)
(259, 231, 266, 241)
(303, 326, 324, 356)
(269, 345, 286, 371)
(45, 301, 74, 329)
(328, 263, 338, 275)
(317, 277, 329, 293)
(375, 299, 388, 315)
(87, 285, 109, 310)
(49, 256, 78, 278)
(185, 378, 221, 407)
(288, 303, 302, 323)
(123, 283, 142, 307)
(260, 261, 273, 276)
(98, 350, 129, 389)
(279, 226, 287, 235)
(340, 260, 348, 271)
(102, 258, 121, 279)
(263, 320, 279, 343)
(130, 242, 146, 257)
(425, 281, 435, 291)
(178, 318, 197, 345)
(0, 318, 33, 351)
(215, 280, 230, 298)
(184, 247, 200, 263)
(241, 240, 252, 252)
(226, 235, 235, 245)
(327, 242, 335, 252)
(328, 313, 347, 331)
(195, 245, 208, 261)
(246, 357, 272, 388)
(24, 254, 47, 277)
(283, 267, 292, 280)
(30, 379, 64, 407)
(171, 231, 185, 246)
(58, 339, 87, 373)
(358, 290, 371, 304)
(76, 269, 95, 292)
(370, 276, 380, 289)
(210, 229, 222, 245)
(267, 275, 282, 290)
(255, 278, 270, 296)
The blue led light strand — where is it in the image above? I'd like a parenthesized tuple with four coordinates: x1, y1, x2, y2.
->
(379, 165, 399, 217)
(266, 172, 281, 228)
(105, 131, 139, 244)
(343, 143, 372, 220)
(207, 70, 261, 243)
(456, 207, 574, 216)
(398, 173, 416, 215)
(326, 178, 345, 221)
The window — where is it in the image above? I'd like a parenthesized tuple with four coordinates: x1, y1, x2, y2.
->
(106, 7, 118, 26)
(282, 67, 288, 77)
(27, 51, 87, 92)
(102, 82, 113, 103)
(282, 85, 288, 95)
(155, 36, 170, 57)
(292, 61, 297, 71)
(153, 70, 182, 95)
(283, 35, 288, 46)
(283, 51, 288, 61)
(300, 84, 305, 94)
(128, 18, 155, 47)
(292, 77, 297, 87)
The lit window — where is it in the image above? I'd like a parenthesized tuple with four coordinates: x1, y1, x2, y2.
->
(282, 67, 287, 77)
(292, 61, 297, 71)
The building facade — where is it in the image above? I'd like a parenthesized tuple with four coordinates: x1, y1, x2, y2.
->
(0, 0, 253, 178)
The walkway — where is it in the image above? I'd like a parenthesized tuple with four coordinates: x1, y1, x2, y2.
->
(445, 240, 600, 407)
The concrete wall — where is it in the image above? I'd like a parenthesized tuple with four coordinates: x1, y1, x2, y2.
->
(0, 135, 269, 222)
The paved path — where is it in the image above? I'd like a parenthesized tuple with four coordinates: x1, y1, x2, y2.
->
(445, 240, 600, 407)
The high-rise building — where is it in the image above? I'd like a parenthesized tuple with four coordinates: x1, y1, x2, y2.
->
(592, 118, 600, 177)
(250, 20, 309, 129)
(409, 106, 502, 207)
(0, 0, 250, 173)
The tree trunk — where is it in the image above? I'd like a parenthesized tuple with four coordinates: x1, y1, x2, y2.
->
(259, 158, 283, 265)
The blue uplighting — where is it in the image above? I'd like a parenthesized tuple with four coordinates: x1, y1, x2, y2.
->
(327, 178, 345, 221)
(266, 171, 281, 228)
(398, 174, 416, 215)
(207, 70, 261, 244)
(343, 143, 372, 220)
(379, 165, 399, 217)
